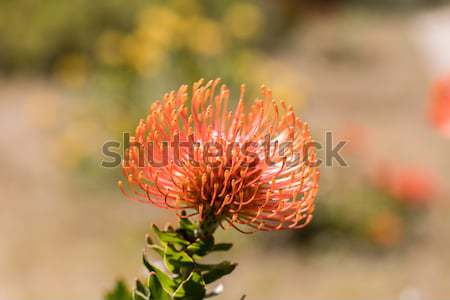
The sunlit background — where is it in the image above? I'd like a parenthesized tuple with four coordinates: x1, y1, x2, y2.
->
(1, 0, 450, 299)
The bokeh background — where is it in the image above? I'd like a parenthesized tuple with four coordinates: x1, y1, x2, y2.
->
(1, 0, 450, 299)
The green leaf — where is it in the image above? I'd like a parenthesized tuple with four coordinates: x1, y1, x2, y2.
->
(145, 234, 153, 245)
(211, 243, 233, 252)
(133, 290, 148, 300)
(186, 236, 214, 257)
(179, 214, 196, 234)
(148, 244, 164, 257)
(153, 225, 190, 247)
(142, 253, 175, 294)
(172, 271, 206, 300)
(147, 274, 172, 300)
(133, 291, 147, 300)
(201, 261, 237, 284)
(105, 280, 132, 300)
(163, 244, 194, 274)
(133, 279, 149, 300)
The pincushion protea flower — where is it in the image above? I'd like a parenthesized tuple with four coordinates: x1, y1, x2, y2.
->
(430, 74, 450, 136)
(119, 78, 319, 232)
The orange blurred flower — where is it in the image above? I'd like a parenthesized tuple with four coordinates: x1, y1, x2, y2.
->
(119, 79, 319, 232)
(430, 74, 450, 136)
(372, 163, 437, 207)
(368, 211, 403, 248)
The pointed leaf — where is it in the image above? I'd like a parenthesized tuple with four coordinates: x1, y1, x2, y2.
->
(145, 234, 153, 246)
(172, 271, 206, 300)
(201, 261, 237, 284)
(163, 244, 194, 273)
(153, 225, 190, 247)
(133, 289, 149, 300)
(142, 254, 175, 294)
(186, 236, 214, 257)
(147, 274, 172, 300)
(134, 279, 149, 300)
(148, 244, 164, 257)
(179, 214, 196, 234)
(211, 243, 233, 252)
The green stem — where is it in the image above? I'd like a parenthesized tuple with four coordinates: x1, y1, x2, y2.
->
(198, 209, 220, 240)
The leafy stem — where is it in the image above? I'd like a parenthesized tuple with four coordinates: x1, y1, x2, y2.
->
(106, 211, 236, 300)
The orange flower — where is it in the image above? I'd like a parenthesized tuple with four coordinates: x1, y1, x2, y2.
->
(430, 74, 450, 136)
(368, 211, 403, 248)
(119, 79, 319, 232)
(372, 163, 436, 207)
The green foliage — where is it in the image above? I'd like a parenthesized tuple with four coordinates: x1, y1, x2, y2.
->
(106, 214, 236, 300)
(105, 280, 133, 300)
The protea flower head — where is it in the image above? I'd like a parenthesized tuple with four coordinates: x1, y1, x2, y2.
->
(119, 78, 319, 232)
(430, 74, 450, 136)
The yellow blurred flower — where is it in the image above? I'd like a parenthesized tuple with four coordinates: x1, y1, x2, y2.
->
(136, 6, 182, 48)
(224, 3, 263, 40)
(188, 18, 224, 56)
(120, 34, 166, 75)
(119, 5, 190, 74)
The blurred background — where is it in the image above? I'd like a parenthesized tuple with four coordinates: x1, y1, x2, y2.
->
(1, 0, 450, 299)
